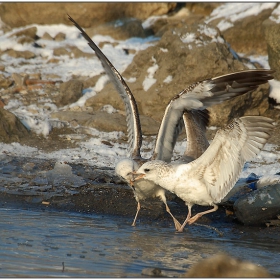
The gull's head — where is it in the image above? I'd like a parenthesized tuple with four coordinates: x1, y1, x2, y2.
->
(133, 160, 167, 183)
(115, 158, 139, 184)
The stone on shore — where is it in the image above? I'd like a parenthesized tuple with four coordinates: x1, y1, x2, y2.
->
(234, 183, 280, 225)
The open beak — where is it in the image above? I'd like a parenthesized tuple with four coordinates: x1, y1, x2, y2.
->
(128, 171, 146, 182)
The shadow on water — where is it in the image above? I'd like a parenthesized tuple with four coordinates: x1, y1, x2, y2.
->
(0, 206, 279, 277)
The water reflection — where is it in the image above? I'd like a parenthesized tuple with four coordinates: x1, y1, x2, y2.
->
(0, 207, 279, 277)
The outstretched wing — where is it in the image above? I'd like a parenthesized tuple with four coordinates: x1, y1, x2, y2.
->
(152, 69, 274, 162)
(188, 116, 274, 203)
(68, 15, 142, 159)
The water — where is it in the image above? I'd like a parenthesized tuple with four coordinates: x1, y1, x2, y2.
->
(0, 207, 279, 277)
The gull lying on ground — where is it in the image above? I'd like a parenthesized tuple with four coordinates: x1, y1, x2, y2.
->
(133, 116, 275, 232)
(68, 15, 274, 229)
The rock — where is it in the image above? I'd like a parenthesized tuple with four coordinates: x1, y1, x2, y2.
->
(145, 7, 206, 37)
(221, 178, 254, 204)
(53, 46, 94, 59)
(263, 15, 280, 80)
(12, 73, 29, 87)
(0, 108, 30, 143)
(4, 49, 36, 59)
(42, 32, 53, 40)
(0, 3, 176, 28)
(9, 26, 38, 39)
(7, 26, 38, 46)
(0, 74, 13, 89)
(57, 79, 83, 106)
(208, 83, 271, 127)
(141, 268, 164, 277)
(234, 183, 280, 225)
(53, 47, 70, 57)
(83, 76, 102, 89)
(87, 18, 148, 40)
(206, 3, 276, 55)
(50, 110, 160, 134)
(185, 3, 221, 16)
(47, 58, 60, 64)
(54, 32, 66, 41)
(182, 253, 271, 277)
(17, 36, 35, 45)
(86, 23, 248, 126)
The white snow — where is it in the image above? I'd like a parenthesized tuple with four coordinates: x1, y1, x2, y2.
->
(163, 75, 173, 84)
(269, 4, 280, 23)
(142, 56, 158, 91)
(206, 3, 277, 31)
(101, 104, 117, 114)
(269, 79, 280, 108)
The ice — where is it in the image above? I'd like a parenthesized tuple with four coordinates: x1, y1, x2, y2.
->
(46, 161, 86, 188)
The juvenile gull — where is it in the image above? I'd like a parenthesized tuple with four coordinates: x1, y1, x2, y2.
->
(134, 116, 275, 232)
(68, 15, 274, 229)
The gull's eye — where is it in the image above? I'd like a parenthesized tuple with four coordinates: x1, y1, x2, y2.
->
(144, 168, 150, 173)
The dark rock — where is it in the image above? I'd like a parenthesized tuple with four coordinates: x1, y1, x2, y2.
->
(234, 184, 280, 225)
(263, 17, 280, 80)
(57, 79, 83, 106)
(0, 3, 176, 28)
(0, 108, 30, 143)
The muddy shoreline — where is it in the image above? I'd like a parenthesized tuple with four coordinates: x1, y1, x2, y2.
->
(0, 154, 279, 239)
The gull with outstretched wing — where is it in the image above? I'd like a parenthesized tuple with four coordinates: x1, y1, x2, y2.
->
(134, 116, 275, 232)
(68, 15, 274, 230)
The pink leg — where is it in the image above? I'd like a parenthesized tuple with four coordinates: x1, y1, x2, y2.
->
(177, 205, 192, 233)
(131, 202, 141, 226)
(188, 204, 218, 225)
(164, 202, 182, 231)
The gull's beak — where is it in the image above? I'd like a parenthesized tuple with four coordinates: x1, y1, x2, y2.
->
(129, 171, 146, 181)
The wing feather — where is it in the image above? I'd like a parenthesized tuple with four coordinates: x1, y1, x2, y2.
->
(182, 109, 210, 160)
(151, 102, 185, 162)
(153, 70, 273, 163)
(187, 116, 274, 203)
(68, 15, 142, 159)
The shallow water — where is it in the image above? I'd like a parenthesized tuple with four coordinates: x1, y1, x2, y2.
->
(0, 207, 279, 277)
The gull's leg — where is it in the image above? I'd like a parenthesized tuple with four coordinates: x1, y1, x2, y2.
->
(188, 204, 218, 225)
(159, 194, 181, 231)
(177, 205, 192, 233)
(131, 202, 141, 226)
(164, 202, 182, 231)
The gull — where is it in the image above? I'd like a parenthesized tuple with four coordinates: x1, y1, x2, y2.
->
(68, 15, 274, 229)
(133, 116, 275, 232)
